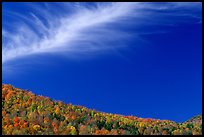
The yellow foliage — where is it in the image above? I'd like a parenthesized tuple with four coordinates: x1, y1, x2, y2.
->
(55, 106, 60, 114)
(70, 126, 77, 135)
(2, 84, 202, 135)
(44, 117, 49, 124)
(33, 125, 41, 131)
(8, 125, 13, 129)
(139, 122, 145, 127)
(106, 117, 111, 123)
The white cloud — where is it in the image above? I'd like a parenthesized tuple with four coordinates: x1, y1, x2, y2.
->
(2, 2, 202, 65)
(2, 2, 139, 64)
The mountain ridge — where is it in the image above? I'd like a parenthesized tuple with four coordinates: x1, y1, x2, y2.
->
(2, 84, 202, 135)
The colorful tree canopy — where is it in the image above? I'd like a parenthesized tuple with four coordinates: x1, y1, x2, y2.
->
(2, 84, 202, 135)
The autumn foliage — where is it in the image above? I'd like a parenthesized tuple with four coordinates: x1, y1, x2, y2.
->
(2, 84, 202, 135)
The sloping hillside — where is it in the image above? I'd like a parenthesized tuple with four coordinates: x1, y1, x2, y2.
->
(184, 115, 202, 125)
(2, 84, 202, 135)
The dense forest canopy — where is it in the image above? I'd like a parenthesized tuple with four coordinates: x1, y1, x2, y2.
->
(2, 84, 202, 135)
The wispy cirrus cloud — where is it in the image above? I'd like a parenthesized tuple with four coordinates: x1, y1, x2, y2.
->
(2, 2, 202, 66)
(2, 2, 136, 64)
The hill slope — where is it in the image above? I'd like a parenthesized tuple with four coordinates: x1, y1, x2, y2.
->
(2, 84, 202, 135)
(184, 115, 202, 125)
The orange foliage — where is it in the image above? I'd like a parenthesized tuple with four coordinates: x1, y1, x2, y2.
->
(2, 84, 202, 135)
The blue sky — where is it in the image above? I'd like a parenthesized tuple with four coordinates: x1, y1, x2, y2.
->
(2, 2, 202, 122)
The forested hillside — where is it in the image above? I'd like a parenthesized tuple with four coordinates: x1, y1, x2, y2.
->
(2, 84, 202, 135)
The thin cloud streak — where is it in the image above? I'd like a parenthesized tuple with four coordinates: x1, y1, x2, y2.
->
(2, 2, 138, 64)
(2, 2, 202, 65)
